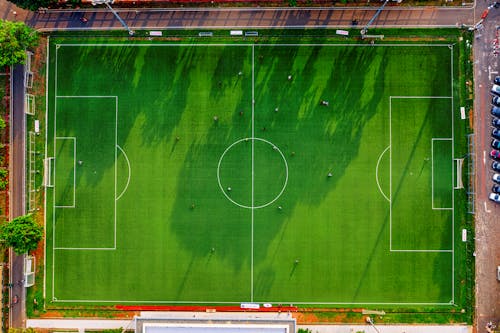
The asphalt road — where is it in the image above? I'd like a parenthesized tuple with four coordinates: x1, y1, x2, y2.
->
(26, 6, 476, 31)
(10, 64, 27, 328)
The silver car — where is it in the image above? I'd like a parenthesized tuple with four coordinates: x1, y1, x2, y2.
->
(489, 192, 500, 203)
(492, 84, 500, 96)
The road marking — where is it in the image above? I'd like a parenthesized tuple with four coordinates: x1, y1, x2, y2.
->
(484, 150, 486, 165)
(484, 201, 491, 213)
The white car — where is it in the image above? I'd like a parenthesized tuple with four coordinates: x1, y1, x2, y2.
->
(494, 173, 500, 184)
(492, 84, 500, 96)
(489, 192, 500, 203)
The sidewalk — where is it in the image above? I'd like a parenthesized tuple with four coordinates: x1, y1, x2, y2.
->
(27, 318, 136, 333)
(27, 318, 471, 333)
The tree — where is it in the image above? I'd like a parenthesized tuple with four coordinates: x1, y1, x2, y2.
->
(0, 168, 7, 190)
(0, 20, 38, 67)
(7, 0, 58, 11)
(0, 214, 43, 254)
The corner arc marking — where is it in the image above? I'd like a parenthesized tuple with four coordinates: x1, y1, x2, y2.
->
(376, 145, 391, 202)
(116, 145, 131, 201)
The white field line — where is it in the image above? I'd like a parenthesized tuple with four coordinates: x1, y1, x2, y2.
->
(56, 95, 117, 98)
(51, 44, 59, 299)
(375, 145, 391, 202)
(391, 249, 453, 253)
(54, 247, 116, 250)
(251, 44, 255, 303)
(53, 97, 117, 251)
(49, 43, 458, 305)
(50, 298, 454, 306)
(389, 97, 392, 250)
(450, 44, 455, 304)
(54, 137, 76, 208)
(57, 43, 454, 48)
(431, 138, 453, 210)
(389, 96, 454, 254)
(115, 145, 131, 201)
(114, 96, 118, 249)
(43, 35, 50, 301)
(52, 44, 58, 301)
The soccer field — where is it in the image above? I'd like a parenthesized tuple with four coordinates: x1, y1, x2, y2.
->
(45, 39, 459, 305)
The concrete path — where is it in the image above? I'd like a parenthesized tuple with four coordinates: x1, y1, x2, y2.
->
(300, 324, 471, 333)
(26, 318, 471, 333)
(27, 318, 136, 333)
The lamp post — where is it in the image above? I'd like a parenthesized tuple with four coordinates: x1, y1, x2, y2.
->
(92, 0, 135, 36)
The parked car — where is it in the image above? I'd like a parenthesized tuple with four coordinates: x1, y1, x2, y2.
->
(494, 117, 500, 128)
(493, 161, 500, 172)
(491, 149, 500, 159)
(495, 76, 500, 85)
(493, 128, 500, 140)
(493, 185, 500, 193)
(492, 106, 500, 117)
(492, 139, 500, 149)
(493, 84, 500, 96)
(489, 192, 500, 203)
(493, 173, 500, 184)
(493, 96, 500, 107)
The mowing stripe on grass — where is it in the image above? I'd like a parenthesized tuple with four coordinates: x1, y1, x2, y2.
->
(54, 137, 75, 208)
(431, 138, 453, 210)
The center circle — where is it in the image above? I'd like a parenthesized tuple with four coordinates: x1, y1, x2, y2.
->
(217, 137, 289, 209)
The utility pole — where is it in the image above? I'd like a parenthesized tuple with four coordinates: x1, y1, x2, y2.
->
(360, 0, 391, 36)
(92, 0, 134, 35)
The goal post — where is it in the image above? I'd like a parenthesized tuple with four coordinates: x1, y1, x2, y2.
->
(455, 158, 464, 189)
(25, 94, 35, 115)
(43, 157, 54, 187)
(23, 255, 35, 287)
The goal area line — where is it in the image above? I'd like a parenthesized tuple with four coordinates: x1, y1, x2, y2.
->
(50, 298, 454, 306)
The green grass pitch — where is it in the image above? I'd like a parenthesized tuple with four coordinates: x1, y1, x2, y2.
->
(46, 39, 459, 305)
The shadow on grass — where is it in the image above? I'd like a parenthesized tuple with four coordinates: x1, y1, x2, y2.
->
(168, 45, 387, 289)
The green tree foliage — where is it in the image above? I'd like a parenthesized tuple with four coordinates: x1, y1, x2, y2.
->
(0, 214, 43, 254)
(0, 20, 38, 67)
(0, 168, 7, 190)
(7, 0, 57, 11)
(9, 328, 38, 333)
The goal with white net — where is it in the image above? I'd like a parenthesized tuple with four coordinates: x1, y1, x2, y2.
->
(455, 158, 464, 189)
(44, 157, 54, 187)
(24, 255, 35, 287)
